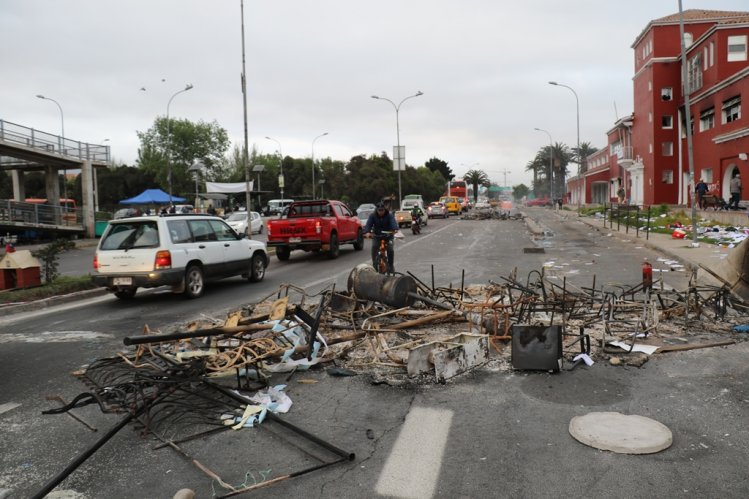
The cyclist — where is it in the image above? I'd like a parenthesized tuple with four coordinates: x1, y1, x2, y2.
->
(363, 201, 399, 273)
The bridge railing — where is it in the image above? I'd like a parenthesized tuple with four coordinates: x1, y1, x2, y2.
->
(0, 199, 82, 228)
(0, 119, 110, 163)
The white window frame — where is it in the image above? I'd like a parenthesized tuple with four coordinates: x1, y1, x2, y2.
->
(709, 41, 715, 67)
(699, 108, 715, 132)
(722, 96, 741, 124)
(662, 170, 674, 184)
(728, 35, 748, 62)
(662, 115, 673, 129)
(702, 168, 713, 183)
(703, 47, 709, 70)
(661, 87, 673, 101)
(662, 142, 674, 157)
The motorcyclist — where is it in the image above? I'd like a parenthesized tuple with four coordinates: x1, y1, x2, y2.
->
(410, 204, 424, 227)
(363, 201, 399, 273)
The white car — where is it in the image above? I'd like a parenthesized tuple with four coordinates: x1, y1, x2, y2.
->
(92, 214, 268, 299)
(226, 211, 263, 235)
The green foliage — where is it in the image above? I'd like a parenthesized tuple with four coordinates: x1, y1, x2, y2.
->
(573, 142, 599, 174)
(424, 157, 452, 181)
(463, 169, 491, 203)
(512, 183, 530, 200)
(0, 275, 97, 304)
(657, 203, 670, 215)
(136, 117, 231, 197)
(31, 239, 75, 283)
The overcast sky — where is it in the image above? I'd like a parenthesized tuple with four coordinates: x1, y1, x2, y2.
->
(2, 1, 747, 188)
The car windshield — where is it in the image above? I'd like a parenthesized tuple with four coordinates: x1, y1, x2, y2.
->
(101, 221, 159, 250)
(227, 212, 247, 221)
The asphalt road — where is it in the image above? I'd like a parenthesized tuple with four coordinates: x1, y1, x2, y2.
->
(1, 213, 747, 498)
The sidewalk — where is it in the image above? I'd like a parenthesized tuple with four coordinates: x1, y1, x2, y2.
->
(536, 208, 738, 287)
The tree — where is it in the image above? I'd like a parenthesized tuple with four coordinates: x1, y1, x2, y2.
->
(572, 141, 598, 174)
(463, 169, 491, 204)
(136, 117, 231, 197)
(512, 183, 530, 201)
(526, 142, 571, 198)
(424, 157, 453, 181)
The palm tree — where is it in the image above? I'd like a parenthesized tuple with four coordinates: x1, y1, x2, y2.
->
(571, 141, 598, 174)
(463, 169, 491, 204)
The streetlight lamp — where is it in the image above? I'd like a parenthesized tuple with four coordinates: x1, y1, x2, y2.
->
(36, 94, 67, 203)
(166, 83, 194, 204)
(534, 128, 554, 200)
(265, 136, 284, 199)
(371, 91, 424, 209)
(311, 132, 328, 199)
(548, 81, 580, 182)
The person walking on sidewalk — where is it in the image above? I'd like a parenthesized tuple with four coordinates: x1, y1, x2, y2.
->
(729, 174, 742, 210)
(695, 178, 709, 209)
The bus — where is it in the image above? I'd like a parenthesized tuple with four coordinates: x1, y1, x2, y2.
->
(444, 179, 469, 212)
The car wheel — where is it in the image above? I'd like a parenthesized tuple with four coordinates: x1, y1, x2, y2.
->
(184, 265, 204, 299)
(327, 232, 339, 259)
(114, 287, 137, 300)
(353, 228, 364, 251)
(248, 253, 266, 282)
(276, 246, 291, 261)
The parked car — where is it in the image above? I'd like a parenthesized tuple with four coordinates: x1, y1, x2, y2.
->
(427, 202, 447, 219)
(266, 200, 363, 261)
(356, 203, 377, 216)
(525, 197, 552, 207)
(225, 211, 263, 235)
(92, 214, 268, 300)
(113, 207, 141, 219)
(264, 199, 295, 216)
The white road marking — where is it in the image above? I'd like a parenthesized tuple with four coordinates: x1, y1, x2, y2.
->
(375, 406, 453, 499)
(302, 220, 459, 290)
(0, 331, 113, 343)
(0, 402, 21, 415)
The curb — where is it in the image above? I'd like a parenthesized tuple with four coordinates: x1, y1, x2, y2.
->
(0, 287, 109, 318)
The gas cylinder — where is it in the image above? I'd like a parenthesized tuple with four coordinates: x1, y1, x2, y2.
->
(642, 260, 653, 291)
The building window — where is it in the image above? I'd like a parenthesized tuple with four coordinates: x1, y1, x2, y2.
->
(722, 96, 741, 124)
(728, 35, 748, 62)
(662, 170, 674, 184)
(662, 142, 673, 156)
(683, 32, 693, 48)
(709, 41, 715, 66)
(649, 112, 653, 123)
(649, 143, 653, 154)
(687, 53, 702, 92)
(662, 115, 673, 129)
(699, 108, 715, 131)
(648, 80, 652, 91)
(702, 168, 713, 183)
(703, 47, 709, 70)
(661, 87, 673, 101)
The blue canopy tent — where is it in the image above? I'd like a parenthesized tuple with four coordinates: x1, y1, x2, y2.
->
(119, 189, 186, 205)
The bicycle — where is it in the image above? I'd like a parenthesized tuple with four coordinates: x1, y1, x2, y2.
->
(365, 230, 395, 274)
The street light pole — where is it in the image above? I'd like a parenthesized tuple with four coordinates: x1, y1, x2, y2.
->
(36, 94, 67, 203)
(166, 83, 194, 205)
(265, 136, 284, 199)
(549, 81, 580, 202)
(311, 132, 328, 199)
(534, 128, 554, 200)
(371, 91, 424, 209)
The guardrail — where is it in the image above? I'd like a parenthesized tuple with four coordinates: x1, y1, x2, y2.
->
(0, 199, 82, 228)
(0, 119, 110, 163)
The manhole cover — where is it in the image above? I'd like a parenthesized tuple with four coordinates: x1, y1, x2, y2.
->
(569, 411, 672, 454)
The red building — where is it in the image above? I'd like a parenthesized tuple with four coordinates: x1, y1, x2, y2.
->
(568, 9, 749, 206)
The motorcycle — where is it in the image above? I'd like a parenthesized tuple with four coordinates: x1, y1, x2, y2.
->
(411, 215, 422, 235)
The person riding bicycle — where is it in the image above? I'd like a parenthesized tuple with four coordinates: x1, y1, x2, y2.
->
(363, 201, 399, 273)
(410, 204, 424, 227)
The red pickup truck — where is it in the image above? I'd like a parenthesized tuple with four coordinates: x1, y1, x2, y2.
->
(266, 200, 365, 261)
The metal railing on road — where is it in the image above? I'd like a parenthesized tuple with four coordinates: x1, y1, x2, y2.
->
(0, 118, 110, 164)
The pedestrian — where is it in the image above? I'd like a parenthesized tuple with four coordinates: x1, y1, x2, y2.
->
(729, 173, 742, 210)
(617, 186, 626, 204)
(695, 178, 709, 209)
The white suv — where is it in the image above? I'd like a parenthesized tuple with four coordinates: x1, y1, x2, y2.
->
(92, 214, 268, 299)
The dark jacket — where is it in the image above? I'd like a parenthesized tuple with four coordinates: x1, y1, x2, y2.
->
(363, 210, 398, 235)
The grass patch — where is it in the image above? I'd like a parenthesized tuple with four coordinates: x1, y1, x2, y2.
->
(0, 275, 98, 304)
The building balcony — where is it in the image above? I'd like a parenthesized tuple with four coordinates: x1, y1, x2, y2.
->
(617, 146, 634, 167)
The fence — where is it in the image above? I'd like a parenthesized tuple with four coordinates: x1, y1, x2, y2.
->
(0, 119, 110, 163)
